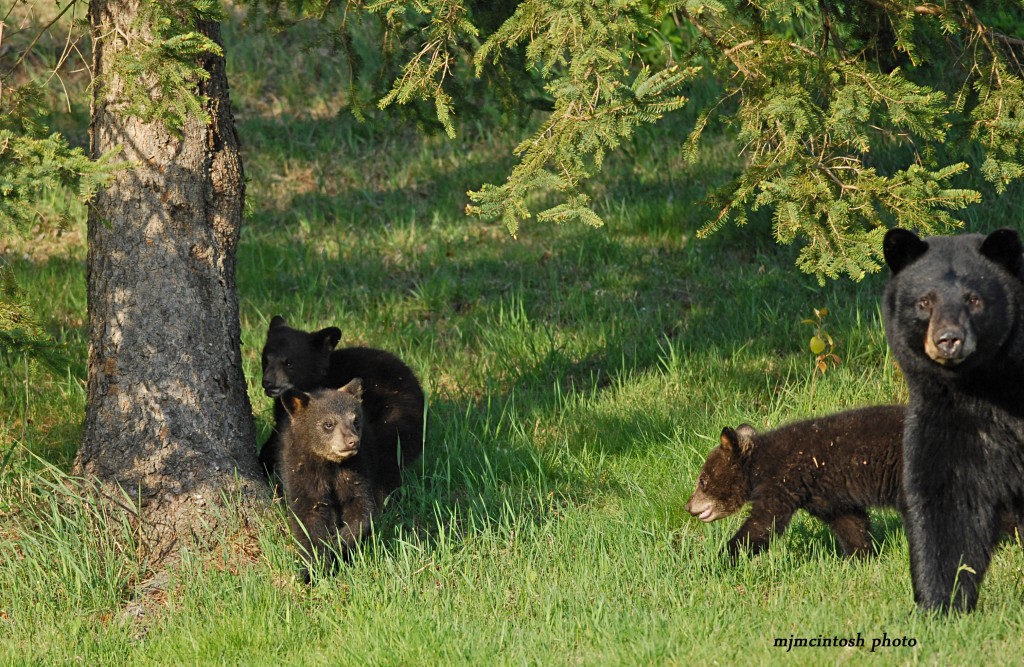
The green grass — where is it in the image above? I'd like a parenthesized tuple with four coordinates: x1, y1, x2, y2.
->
(4, 8, 1024, 666)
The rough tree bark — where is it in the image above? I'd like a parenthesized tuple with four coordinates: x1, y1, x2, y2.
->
(76, 0, 265, 549)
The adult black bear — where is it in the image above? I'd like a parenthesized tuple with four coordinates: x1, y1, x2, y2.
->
(685, 405, 905, 559)
(883, 227, 1024, 613)
(258, 315, 424, 497)
(278, 380, 380, 581)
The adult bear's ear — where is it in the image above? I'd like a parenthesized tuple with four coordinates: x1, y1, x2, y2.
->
(883, 228, 929, 275)
(979, 228, 1023, 277)
(282, 389, 310, 415)
(311, 327, 342, 351)
(269, 315, 288, 331)
(339, 377, 363, 400)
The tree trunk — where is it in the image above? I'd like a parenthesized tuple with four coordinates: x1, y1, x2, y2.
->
(76, 0, 265, 550)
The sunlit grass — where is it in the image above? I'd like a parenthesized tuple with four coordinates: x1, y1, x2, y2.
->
(3, 6, 1024, 666)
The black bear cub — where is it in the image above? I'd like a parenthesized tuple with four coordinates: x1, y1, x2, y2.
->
(883, 227, 1024, 613)
(259, 315, 424, 497)
(279, 379, 380, 580)
(686, 405, 905, 559)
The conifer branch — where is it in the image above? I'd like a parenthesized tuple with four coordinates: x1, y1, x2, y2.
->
(3, 0, 81, 76)
(724, 40, 820, 59)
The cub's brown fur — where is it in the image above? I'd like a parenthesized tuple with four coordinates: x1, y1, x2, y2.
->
(279, 379, 382, 580)
(259, 315, 424, 498)
(686, 405, 905, 559)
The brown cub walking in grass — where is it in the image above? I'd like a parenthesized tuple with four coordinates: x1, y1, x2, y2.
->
(279, 379, 382, 581)
(686, 405, 905, 559)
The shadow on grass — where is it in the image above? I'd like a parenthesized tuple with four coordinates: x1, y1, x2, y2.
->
(6, 105, 907, 570)
(237, 209, 894, 567)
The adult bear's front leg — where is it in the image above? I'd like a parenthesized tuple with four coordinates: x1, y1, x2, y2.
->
(903, 475, 1001, 613)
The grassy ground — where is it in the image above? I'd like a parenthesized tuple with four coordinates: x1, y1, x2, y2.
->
(4, 8, 1024, 666)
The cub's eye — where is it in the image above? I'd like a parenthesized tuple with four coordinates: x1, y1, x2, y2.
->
(966, 294, 982, 308)
(322, 420, 335, 432)
(699, 474, 707, 490)
(284, 360, 293, 369)
(917, 296, 931, 309)
(353, 416, 362, 430)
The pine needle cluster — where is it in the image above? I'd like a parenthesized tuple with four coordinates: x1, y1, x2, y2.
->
(681, 0, 1024, 280)
(6, 1, 1024, 318)
(1, 3, 110, 361)
(0, 85, 116, 236)
(240, 0, 1024, 280)
(466, 2, 697, 235)
(101, 0, 226, 130)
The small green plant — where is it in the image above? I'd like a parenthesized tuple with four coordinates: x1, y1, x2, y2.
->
(950, 562, 978, 612)
(803, 307, 841, 376)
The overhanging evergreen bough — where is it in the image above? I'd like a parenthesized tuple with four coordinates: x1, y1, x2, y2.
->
(7, 1, 1024, 285)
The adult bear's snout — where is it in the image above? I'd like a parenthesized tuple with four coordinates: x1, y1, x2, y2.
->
(925, 320, 974, 366)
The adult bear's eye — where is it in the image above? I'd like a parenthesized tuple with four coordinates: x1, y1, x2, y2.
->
(917, 296, 931, 310)
(699, 474, 707, 490)
(322, 420, 335, 431)
(966, 293, 982, 309)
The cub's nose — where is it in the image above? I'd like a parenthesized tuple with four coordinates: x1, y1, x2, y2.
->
(332, 438, 360, 461)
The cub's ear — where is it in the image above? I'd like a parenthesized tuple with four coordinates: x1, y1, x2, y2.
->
(339, 377, 363, 400)
(979, 228, 1023, 277)
(883, 228, 929, 275)
(720, 427, 742, 458)
(720, 426, 755, 457)
(269, 315, 288, 331)
(734, 424, 757, 455)
(282, 389, 310, 415)
(311, 327, 342, 351)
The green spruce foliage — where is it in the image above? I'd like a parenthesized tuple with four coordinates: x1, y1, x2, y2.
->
(0, 2, 108, 362)
(678, 0, 1022, 280)
(467, 3, 698, 236)
(103, 0, 227, 130)
(5, 1, 1024, 305)
(242, 0, 1024, 281)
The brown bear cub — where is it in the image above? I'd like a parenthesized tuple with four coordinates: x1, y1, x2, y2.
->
(259, 315, 424, 497)
(686, 405, 905, 559)
(279, 379, 381, 581)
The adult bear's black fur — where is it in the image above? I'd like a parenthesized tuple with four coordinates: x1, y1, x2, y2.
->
(883, 227, 1024, 613)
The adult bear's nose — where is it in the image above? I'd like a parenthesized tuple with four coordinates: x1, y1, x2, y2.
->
(925, 324, 974, 366)
(934, 329, 963, 358)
